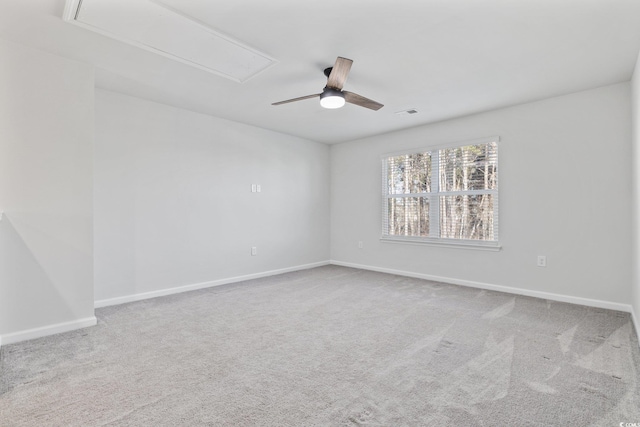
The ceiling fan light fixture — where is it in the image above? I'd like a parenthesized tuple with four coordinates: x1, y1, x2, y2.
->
(320, 88, 345, 109)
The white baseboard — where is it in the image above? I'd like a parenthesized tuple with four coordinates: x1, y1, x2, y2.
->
(631, 307, 640, 343)
(330, 260, 634, 313)
(0, 316, 97, 347)
(95, 261, 331, 309)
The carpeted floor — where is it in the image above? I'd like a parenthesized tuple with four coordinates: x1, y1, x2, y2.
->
(1, 265, 639, 426)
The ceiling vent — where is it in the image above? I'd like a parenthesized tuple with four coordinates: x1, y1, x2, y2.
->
(395, 108, 419, 115)
(63, 0, 276, 83)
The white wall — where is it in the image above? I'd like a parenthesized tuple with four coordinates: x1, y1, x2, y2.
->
(0, 39, 95, 344)
(94, 90, 330, 304)
(331, 83, 632, 308)
(632, 54, 640, 332)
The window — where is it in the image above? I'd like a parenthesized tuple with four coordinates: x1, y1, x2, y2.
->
(381, 137, 499, 248)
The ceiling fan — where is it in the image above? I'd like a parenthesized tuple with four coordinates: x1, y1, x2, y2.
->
(272, 57, 384, 111)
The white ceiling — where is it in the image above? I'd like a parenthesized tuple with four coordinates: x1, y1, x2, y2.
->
(2, 0, 640, 144)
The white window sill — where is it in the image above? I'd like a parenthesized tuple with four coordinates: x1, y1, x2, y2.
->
(380, 236, 502, 251)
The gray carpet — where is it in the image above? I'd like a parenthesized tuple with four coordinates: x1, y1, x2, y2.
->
(1, 265, 639, 426)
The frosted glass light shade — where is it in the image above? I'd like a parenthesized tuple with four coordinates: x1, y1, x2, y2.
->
(320, 88, 345, 109)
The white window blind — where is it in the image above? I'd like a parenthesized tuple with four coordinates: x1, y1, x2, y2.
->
(382, 137, 499, 247)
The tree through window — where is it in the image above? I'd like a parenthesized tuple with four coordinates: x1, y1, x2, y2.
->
(382, 138, 498, 246)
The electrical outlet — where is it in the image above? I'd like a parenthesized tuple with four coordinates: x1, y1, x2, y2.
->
(358, 241, 363, 249)
(256, 184, 261, 192)
(537, 255, 547, 267)
(251, 184, 256, 193)
(251, 246, 257, 256)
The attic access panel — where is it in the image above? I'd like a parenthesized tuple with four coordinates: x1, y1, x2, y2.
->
(63, 0, 276, 82)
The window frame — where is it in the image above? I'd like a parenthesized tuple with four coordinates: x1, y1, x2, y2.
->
(380, 136, 500, 251)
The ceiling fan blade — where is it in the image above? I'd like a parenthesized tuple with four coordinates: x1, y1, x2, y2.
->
(272, 93, 321, 106)
(326, 57, 353, 90)
(343, 91, 384, 111)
